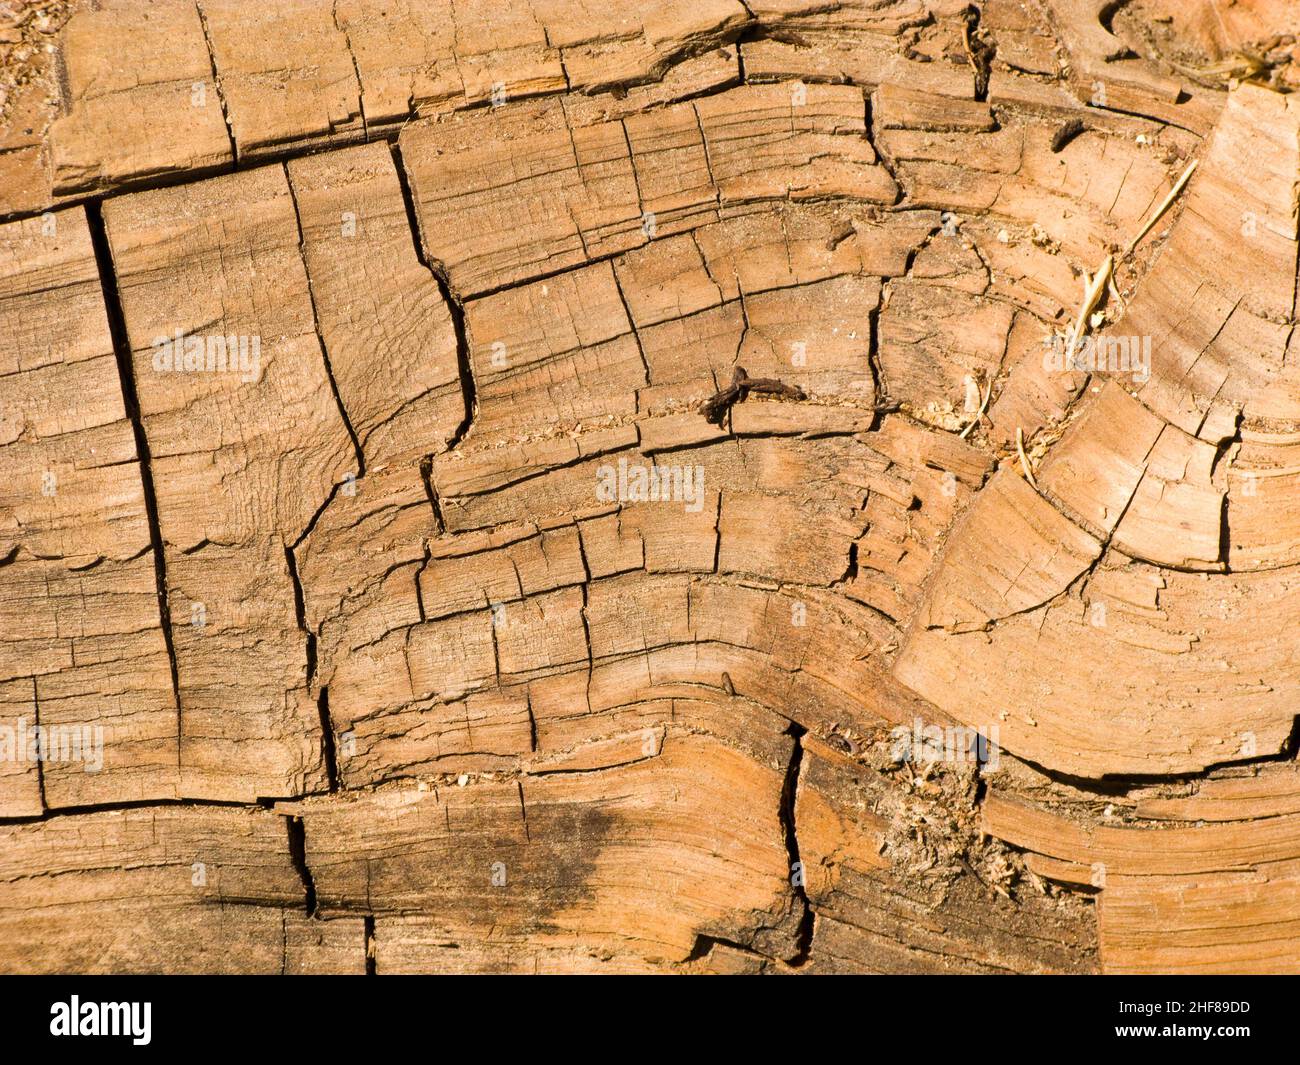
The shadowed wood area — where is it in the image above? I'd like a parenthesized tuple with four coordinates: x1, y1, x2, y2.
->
(0, 0, 1298, 975)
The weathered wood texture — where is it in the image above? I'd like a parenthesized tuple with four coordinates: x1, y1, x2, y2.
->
(2, 0, 1299, 974)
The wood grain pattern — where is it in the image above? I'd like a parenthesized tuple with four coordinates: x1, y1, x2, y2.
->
(2, 0, 1298, 974)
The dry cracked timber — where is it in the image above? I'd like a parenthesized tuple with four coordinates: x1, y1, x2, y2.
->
(0, 0, 1298, 975)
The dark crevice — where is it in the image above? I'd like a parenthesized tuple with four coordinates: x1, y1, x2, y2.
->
(413, 540, 432, 621)
(1047, 422, 1162, 607)
(364, 916, 377, 975)
(961, 3, 996, 102)
(898, 220, 945, 280)
(1209, 411, 1243, 480)
(439, 247, 624, 303)
(195, 1, 238, 163)
(1212, 411, 1243, 573)
(733, 19, 757, 83)
(553, 37, 574, 93)
(287, 815, 318, 916)
(332, 0, 368, 140)
(733, 19, 811, 55)
(779, 722, 814, 967)
(682, 932, 773, 967)
(643, 422, 897, 458)
(573, 525, 596, 710)
(864, 86, 904, 204)
(417, 437, 639, 514)
(316, 688, 340, 792)
(418, 455, 448, 533)
(1007, 739, 1300, 794)
(711, 491, 723, 573)
(0, 795, 270, 825)
(1282, 715, 1300, 760)
(832, 540, 859, 586)
(417, 455, 435, 502)
(1218, 492, 1232, 575)
(611, 269, 652, 386)
(516, 781, 530, 842)
(85, 202, 185, 761)
(290, 479, 347, 553)
(285, 544, 337, 792)
(489, 607, 502, 685)
(284, 546, 316, 684)
(1080, 94, 1202, 136)
(29, 677, 47, 813)
(390, 141, 476, 453)
(865, 299, 893, 427)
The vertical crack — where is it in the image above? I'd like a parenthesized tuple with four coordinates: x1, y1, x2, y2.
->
(1212, 411, 1243, 574)
(419, 455, 448, 532)
(86, 202, 185, 769)
(195, 1, 238, 164)
(780, 722, 814, 967)
(961, 2, 995, 103)
(285, 544, 337, 792)
(866, 87, 904, 202)
(543, 27, 573, 93)
(315, 688, 340, 791)
(283, 161, 362, 791)
(489, 603, 502, 685)
(390, 142, 477, 453)
(285, 164, 366, 481)
(286, 815, 319, 916)
(619, 116, 647, 227)
(574, 526, 596, 716)
(364, 915, 377, 975)
(690, 99, 720, 195)
(712, 490, 723, 573)
(332, 0, 367, 139)
(611, 269, 652, 388)
(29, 676, 47, 812)
(866, 287, 890, 424)
(516, 779, 530, 842)
(414, 540, 432, 621)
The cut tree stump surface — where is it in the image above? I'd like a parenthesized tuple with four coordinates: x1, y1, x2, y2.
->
(1, 0, 1299, 974)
